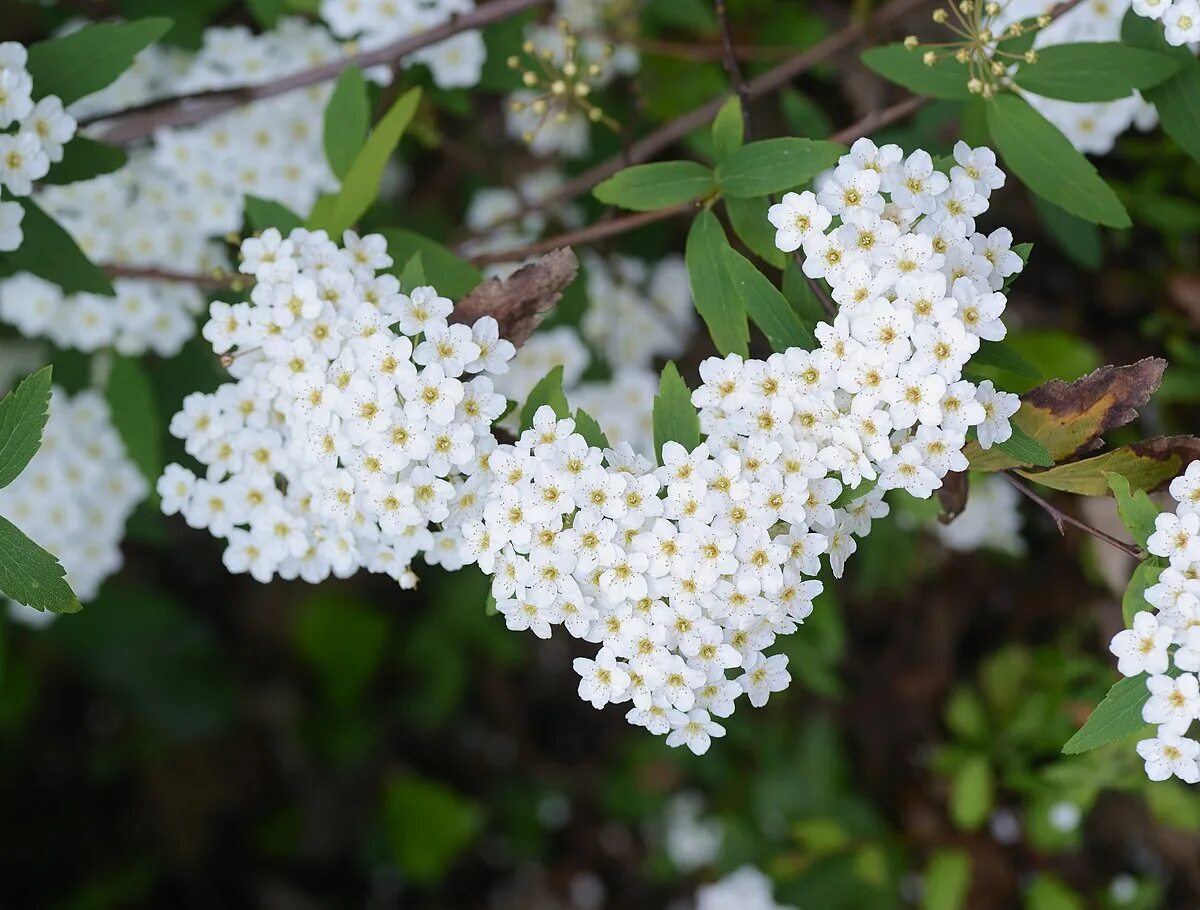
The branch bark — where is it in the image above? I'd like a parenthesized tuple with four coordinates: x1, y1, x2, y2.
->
(1002, 472, 1143, 559)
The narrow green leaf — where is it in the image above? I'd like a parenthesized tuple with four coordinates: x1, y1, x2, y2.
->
(725, 195, 787, 268)
(712, 95, 744, 160)
(308, 87, 421, 236)
(1062, 672, 1164, 754)
(40, 137, 128, 186)
(26, 18, 173, 106)
(950, 754, 993, 831)
(324, 67, 371, 181)
(0, 366, 53, 490)
(0, 514, 81, 615)
(0, 198, 115, 296)
(519, 366, 569, 431)
(831, 477, 877, 509)
(574, 409, 611, 451)
(716, 138, 846, 198)
(922, 849, 971, 910)
(1034, 196, 1102, 271)
(721, 245, 814, 351)
(104, 357, 161, 487)
(593, 161, 715, 211)
(985, 93, 1130, 228)
(971, 341, 1043, 381)
(653, 362, 701, 463)
(860, 43, 973, 100)
(243, 195, 303, 234)
(399, 253, 427, 292)
(1014, 43, 1179, 101)
(1123, 560, 1165, 627)
(995, 423, 1054, 468)
(1106, 471, 1159, 549)
(1123, 10, 1200, 164)
(685, 210, 748, 356)
(380, 228, 482, 300)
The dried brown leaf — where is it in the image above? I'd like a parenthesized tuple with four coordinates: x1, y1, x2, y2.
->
(937, 471, 968, 524)
(450, 247, 579, 347)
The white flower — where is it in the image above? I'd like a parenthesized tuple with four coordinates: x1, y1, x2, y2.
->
(767, 190, 832, 253)
(1147, 511, 1200, 567)
(974, 380, 1020, 449)
(1164, 0, 1200, 45)
(0, 200, 22, 252)
(1143, 673, 1200, 734)
(1110, 611, 1175, 677)
(666, 708, 726, 755)
(1136, 730, 1200, 783)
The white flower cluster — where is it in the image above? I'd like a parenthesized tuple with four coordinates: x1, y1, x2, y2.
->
(995, 0, 1159, 155)
(692, 867, 796, 910)
(321, 0, 487, 89)
(0, 21, 355, 356)
(1131, 0, 1200, 44)
(1109, 461, 1200, 784)
(158, 228, 514, 585)
(0, 387, 147, 623)
(459, 142, 1021, 753)
(0, 41, 78, 252)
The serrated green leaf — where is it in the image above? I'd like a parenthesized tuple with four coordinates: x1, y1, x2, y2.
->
(712, 95, 744, 160)
(949, 754, 993, 831)
(40, 137, 128, 186)
(715, 138, 846, 198)
(860, 43, 973, 100)
(0, 198, 115, 296)
(1062, 671, 1166, 754)
(519, 366, 569, 431)
(653, 362, 701, 463)
(1014, 42, 1178, 101)
(593, 161, 715, 211)
(1123, 560, 1165, 627)
(26, 18, 173, 106)
(380, 228, 482, 300)
(105, 357, 161, 487)
(1107, 471, 1159, 549)
(685, 210, 748, 356)
(0, 514, 81, 615)
(994, 423, 1054, 468)
(985, 93, 1129, 228)
(0, 366, 53, 490)
(724, 195, 787, 268)
(308, 87, 421, 236)
(971, 341, 1043, 381)
(324, 67, 371, 181)
(1123, 10, 1200, 165)
(721, 245, 814, 352)
(574, 409, 611, 451)
(243, 195, 303, 234)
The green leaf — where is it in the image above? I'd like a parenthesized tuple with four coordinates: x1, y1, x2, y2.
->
(26, 18, 173, 106)
(1123, 560, 1165, 627)
(922, 849, 971, 910)
(994, 423, 1054, 468)
(40, 137, 128, 186)
(399, 252, 427, 292)
(1107, 471, 1159, 549)
(949, 755, 993, 831)
(1123, 10, 1200, 165)
(245, 0, 286, 27)
(712, 95, 745, 160)
(1062, 672, 1160, 754)
(1013, 42, 1179, 101)
(293, 593, 389, 706)
(725, 195, 787, 268)
(0, 198, 115, 296)
(0, 366, 53, 490)
(721, 245, 814, 351)
(308, 87, 421, 236)
(519, 366, 569, 431)
(0, 514, 81, 615)
(1017, 436, 1200, 495)
(380, 228, 482, 300)
(831, 477, 878, 509)
(243, 195, 303, 234)
(593, 160, 715, 211)
(860, 43, 972, 100)
(716, 138, 846, 198)
(384, 773, 482, 884)
(574, 408, 611, 451)
(985, 93, 1130, 228)
(1027, 875, 1085, 910)
(653, 362, 701, 463)
(685, 210, 748, 356)
(1034, 196, 1102, 271)
(104, 357, 161, 487)
(971, 341, 1043, 381)
(323, 67, 371, 181)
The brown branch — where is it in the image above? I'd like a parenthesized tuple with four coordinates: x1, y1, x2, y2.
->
(103, 264, 245, 290)
(714, 0, 753, 140)
(87, 0, 554, 145)
(1002, 472, 1143, 559)
(634, 37, 808, 62)
(830, 93, 931, 143)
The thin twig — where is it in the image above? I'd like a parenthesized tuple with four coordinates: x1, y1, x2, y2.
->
(1002, 472, 1143, 559)
(103, 265, 245, 290)
(86, 0, 554, 145)
(634, 37, 808, 62)
(713, 0, 753, 139)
